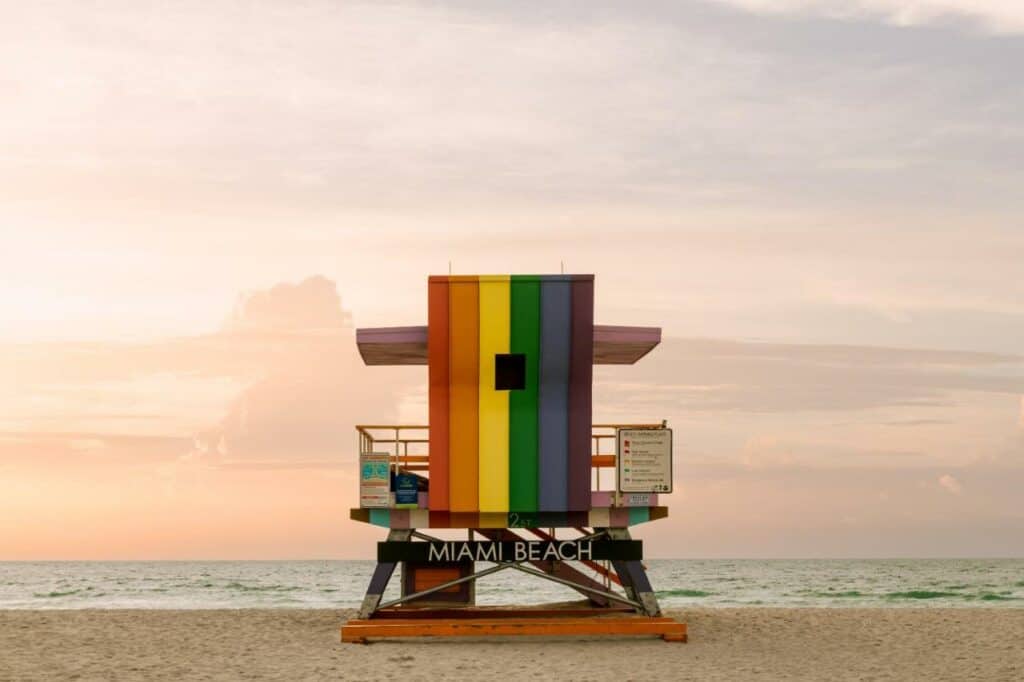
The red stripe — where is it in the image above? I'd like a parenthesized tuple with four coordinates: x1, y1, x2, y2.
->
(427, 278, 450, 510)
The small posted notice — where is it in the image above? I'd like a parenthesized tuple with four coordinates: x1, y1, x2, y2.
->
(617, 428, 673, 493)
(360, 452, 391, 508)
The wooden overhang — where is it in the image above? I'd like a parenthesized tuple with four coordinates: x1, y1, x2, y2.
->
(356, 324, 660, 366)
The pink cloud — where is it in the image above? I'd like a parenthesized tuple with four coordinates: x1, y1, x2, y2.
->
(938, 474, 963, 495)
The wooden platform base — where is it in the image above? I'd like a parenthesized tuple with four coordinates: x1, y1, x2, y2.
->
(341, 616, 687, 643)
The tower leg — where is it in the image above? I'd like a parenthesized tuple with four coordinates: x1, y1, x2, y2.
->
(357, 529, 411, 618)
(607, 527, 662, 617)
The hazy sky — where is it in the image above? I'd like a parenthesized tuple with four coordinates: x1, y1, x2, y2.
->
(2, 1, 1023, 559)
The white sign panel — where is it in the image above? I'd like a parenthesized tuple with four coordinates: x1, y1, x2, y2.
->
(617, 428, 673, 493)
(623, 493, 652, 506)
(360, 452, 391, 508)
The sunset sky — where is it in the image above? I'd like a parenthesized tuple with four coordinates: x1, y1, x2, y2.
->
(3, 1, 1023, 559)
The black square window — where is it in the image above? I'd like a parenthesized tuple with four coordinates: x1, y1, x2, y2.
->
(495, 353, 526, 391)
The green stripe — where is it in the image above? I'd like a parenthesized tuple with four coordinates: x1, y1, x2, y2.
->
(628, 507, 650, 526)
(509, 276, 540, 511)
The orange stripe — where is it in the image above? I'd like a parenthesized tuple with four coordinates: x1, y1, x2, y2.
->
(448, 277, 479, 512)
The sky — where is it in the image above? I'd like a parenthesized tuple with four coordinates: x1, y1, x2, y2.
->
(1, 0, 1023, 559)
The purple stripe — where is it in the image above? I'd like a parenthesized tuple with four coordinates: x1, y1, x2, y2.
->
(567, 279, 594, 511)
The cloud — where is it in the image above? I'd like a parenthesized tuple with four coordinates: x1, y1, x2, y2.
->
(6, 0, 1024, 226)
(0, 431, 188, 462)
(596, 337, 1024, 414)
(710, 0, 1024, 34)
(6, 275, 1024, 558)
(883, 418, 952, 427)
(938, 473, 963, 495)
(593, 336, 1024, 477)
(182, 278, 416, 466)
(5, 0, 1024, 357)
(227, 275, 351, 333)
(2, 276, 416, 471)
(638, 461, 1024, 557)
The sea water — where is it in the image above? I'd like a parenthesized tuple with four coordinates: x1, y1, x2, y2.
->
(1, 559, 1022, 610)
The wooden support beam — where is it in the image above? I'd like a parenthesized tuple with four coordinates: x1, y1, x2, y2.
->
(524, 527, 623, 587)
(357, 529, 410, 618)
(607, 527, 662, 617)
(372, 605, 635, 619)
(472, 528, 616, 607)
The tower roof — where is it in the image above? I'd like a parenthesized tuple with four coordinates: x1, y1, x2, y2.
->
(356, 324, 660, 365)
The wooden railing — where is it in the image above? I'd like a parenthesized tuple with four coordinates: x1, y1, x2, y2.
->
(355, 422, 666, 491)
(356, 425, 431, 472)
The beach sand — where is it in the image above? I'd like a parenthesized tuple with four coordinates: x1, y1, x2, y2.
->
(2, 608, 1022, 681)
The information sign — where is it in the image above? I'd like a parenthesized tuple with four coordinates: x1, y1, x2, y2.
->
(360, 452, 391, 508)
(617, 428, 673, 493)
(394, 472, 419, 508)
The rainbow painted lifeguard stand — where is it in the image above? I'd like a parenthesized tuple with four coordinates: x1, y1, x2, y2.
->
(342, 275, 685, 643)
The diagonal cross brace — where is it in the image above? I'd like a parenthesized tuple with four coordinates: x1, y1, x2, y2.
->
(474, 527, 619, 607)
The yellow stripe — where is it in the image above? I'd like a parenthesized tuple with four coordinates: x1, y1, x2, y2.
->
(478, 276, 511, 512)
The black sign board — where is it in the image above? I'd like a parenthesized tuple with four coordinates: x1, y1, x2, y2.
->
(378, 539, 642, 563)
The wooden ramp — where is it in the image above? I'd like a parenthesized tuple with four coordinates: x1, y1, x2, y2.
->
(341, 615, 686, 643)
(372, 603, 635, 619)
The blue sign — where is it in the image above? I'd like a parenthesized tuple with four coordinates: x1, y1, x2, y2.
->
(394, 473, 419, 507)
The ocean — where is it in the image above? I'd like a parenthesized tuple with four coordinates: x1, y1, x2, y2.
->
(2, 559, 1022, 610)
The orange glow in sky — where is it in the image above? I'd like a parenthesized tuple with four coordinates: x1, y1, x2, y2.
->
(3, 1, 1024, 559)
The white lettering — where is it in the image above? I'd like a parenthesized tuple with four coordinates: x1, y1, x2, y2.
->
(425, 540, 596, 564)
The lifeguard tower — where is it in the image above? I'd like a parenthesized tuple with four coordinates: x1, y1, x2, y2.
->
(342, 275, 685, 642)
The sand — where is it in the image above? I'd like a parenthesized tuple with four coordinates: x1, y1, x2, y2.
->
(2, 608, 1022, 681)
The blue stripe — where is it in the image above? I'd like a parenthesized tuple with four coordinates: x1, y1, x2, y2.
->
(538, 279, 571, 511)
